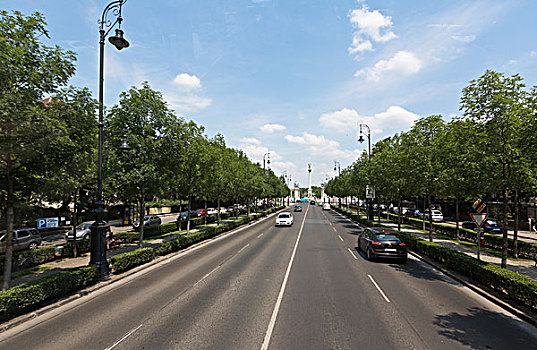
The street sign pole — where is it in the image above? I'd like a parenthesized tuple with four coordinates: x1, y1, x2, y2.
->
(470, 211, 488, 261)
(476, 227, 482, 260)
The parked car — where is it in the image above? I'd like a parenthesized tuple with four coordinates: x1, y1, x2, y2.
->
(206, 208, 218, 215)
(462, 219, 502, 234)
(219, 207, 228, 214)
(310, 200, 316, 205)
(178, 211, 197, 220)
(275, 212, 294, 226)
(0, 228, 42, 254)
(405, 208, 421, 219)
(423, 210, 444, 222)
(133, 215, 162, 229)
(65, 222, 93, 241)
(323, 203, 331, 210)
(196, 209, 206, 217)
(357, 228, 407, 263)
(294, 205, 302, 212)
(393, 207, 409, 215)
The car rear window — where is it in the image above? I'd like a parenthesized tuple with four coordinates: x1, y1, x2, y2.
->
(374, 234, 400, 242)
(279, 213, 290, 218)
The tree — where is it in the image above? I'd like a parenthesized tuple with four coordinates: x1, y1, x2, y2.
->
(106, 82, 176, 247)
(0, 11, 76, 290)
(460, 70, 528, 267)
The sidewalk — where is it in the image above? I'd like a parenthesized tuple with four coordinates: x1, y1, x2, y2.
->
(344, 208, 537, 281)
(8, 215, 250, 288)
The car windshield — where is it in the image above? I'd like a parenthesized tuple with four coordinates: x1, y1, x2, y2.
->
(486, 220, 497, 224)
(77, 223, 92, 229)
(374, 234, 401, 242)
(278, 213, 290, 218)
(432, 210, 442, 215)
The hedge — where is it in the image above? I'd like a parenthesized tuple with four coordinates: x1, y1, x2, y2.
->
(384, 213, 537, 260)
(0, 266, 98, 322)
(110, 248, 155, 274)
(336, 208, 537, 312)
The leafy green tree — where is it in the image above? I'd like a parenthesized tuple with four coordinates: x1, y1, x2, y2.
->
(106, 82, 176, 246)
(460, 70, 527, 267)
(0, 11, 76, 289)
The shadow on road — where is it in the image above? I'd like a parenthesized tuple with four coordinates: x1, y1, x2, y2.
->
(433, 307, 536, 349)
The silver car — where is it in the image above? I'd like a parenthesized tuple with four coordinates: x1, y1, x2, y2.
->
(65, 222, 93, 241)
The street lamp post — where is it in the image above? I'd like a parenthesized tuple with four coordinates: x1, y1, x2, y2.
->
(90, 0, 130, 276)
(262, 153, 270, 209)
(334, 161, 341, 207)
(358, 123, 374, 221)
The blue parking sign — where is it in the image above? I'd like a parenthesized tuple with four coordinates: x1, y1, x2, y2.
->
(37, 219, 47, 229)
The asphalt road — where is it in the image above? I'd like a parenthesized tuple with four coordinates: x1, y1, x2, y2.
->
(1, 205, 536, 349)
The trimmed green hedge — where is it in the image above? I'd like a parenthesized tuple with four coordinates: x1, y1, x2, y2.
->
(385, 213, 537, 260)
(332, 206, 382, 227)
(110, 248, 155, 274)
(0, 266, 98, 322)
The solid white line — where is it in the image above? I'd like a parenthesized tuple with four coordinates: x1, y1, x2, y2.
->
(368, 274, 391, 303)
(332, 226, 337, 232)
(347, 248, 358, 260)
(338, 235, 344, 242)
(104, 324, 143, 350)
(257, 233, 264, 238)
(260, 204, 310, 350)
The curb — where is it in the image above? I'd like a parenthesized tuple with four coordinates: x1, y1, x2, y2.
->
(0, 208, 285, 333)
(332, 208, 537, 328)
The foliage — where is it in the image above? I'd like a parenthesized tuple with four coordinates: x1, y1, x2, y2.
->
(0, 266, 97, 322)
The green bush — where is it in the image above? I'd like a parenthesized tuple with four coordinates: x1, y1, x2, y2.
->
(0, 246, 56, 273)
(61, 239, 91, 258)
(110, 247, 155, 274)
(0, 266, 98, 322)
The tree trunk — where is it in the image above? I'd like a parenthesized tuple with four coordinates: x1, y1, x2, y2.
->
(422, 197, 426, 231)
(247, 197, 251, 216)
(72, 190, 78, 258)
(428, 193, 433, 242)
(501, 190, 509, 269)
(455, 198, 460, 240)
(217, 193, 221, 224)
(178, 203, 182, 231)
(513, 189, 519, 258)
(139, 185, 145, 248)
(187, 195, 192, 234)
(397, 189, 402, 232)
(204, 200, 207, 225)
(2, 150, 14, 291)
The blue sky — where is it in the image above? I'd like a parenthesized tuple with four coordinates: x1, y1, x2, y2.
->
(4, 0, 537, 187)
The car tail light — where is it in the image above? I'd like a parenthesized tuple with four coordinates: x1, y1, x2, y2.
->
(371, 241, 381, 245)
(399, 243, 406, 247)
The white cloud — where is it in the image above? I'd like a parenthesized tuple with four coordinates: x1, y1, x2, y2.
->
(285, 132, 339, 148)
(173, 73, 201, 91)
(354, 50, 422, 81)
(348, 5, 397, 54)
(260, 123, 286, 134)
(319, 108, 359, 131)
(165, 93, 212, 112)
(284, 132, 359, 161)
(318, 106, 419, 135)
(239, 137, 262, 144)
(451, 35, 476, 43)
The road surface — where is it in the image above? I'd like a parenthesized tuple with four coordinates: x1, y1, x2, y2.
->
(1, 205, 536, 349)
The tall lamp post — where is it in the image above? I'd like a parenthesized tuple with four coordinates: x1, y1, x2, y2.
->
(90, 0, 130, 276)
(334, 161, 341, 207)
(262, 152, 270, 208)
(358, 123, 373, 221)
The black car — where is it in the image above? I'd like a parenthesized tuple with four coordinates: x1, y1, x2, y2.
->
(357, 228, 407, 263)
(310, 200, 316, 205)
(462, 219, 502, 234)
(0, 228, 42, 254)
(294, 205, 302, 212)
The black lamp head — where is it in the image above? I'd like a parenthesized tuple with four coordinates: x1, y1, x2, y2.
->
(109, 28, 130, 50)
(358, 135, 365, 143)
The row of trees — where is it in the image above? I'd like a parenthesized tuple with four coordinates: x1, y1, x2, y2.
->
(0, 11, 289, 289)
(326, 70, 537, 269)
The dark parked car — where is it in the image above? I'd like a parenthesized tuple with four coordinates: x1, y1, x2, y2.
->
(357, 228, 407, 263)
(178, 211, 198, 221)
(133, 215, 162, 229)
(310, 200, 316, 205)
(0, 228, 42, 254)
(294, 205, 302, 212)
(462, 219, 502, 234)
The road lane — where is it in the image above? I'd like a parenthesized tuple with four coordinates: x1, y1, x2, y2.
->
(322, 207, 537, 349)
(0, 210, 298, 350)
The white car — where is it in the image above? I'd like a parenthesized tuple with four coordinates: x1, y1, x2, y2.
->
(275, 212, 294, 226)
(65, 222, 93, 241)
(322, 203, 331, 210)
(207, 208, 218, 215)
(424, 210, 443, 222)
